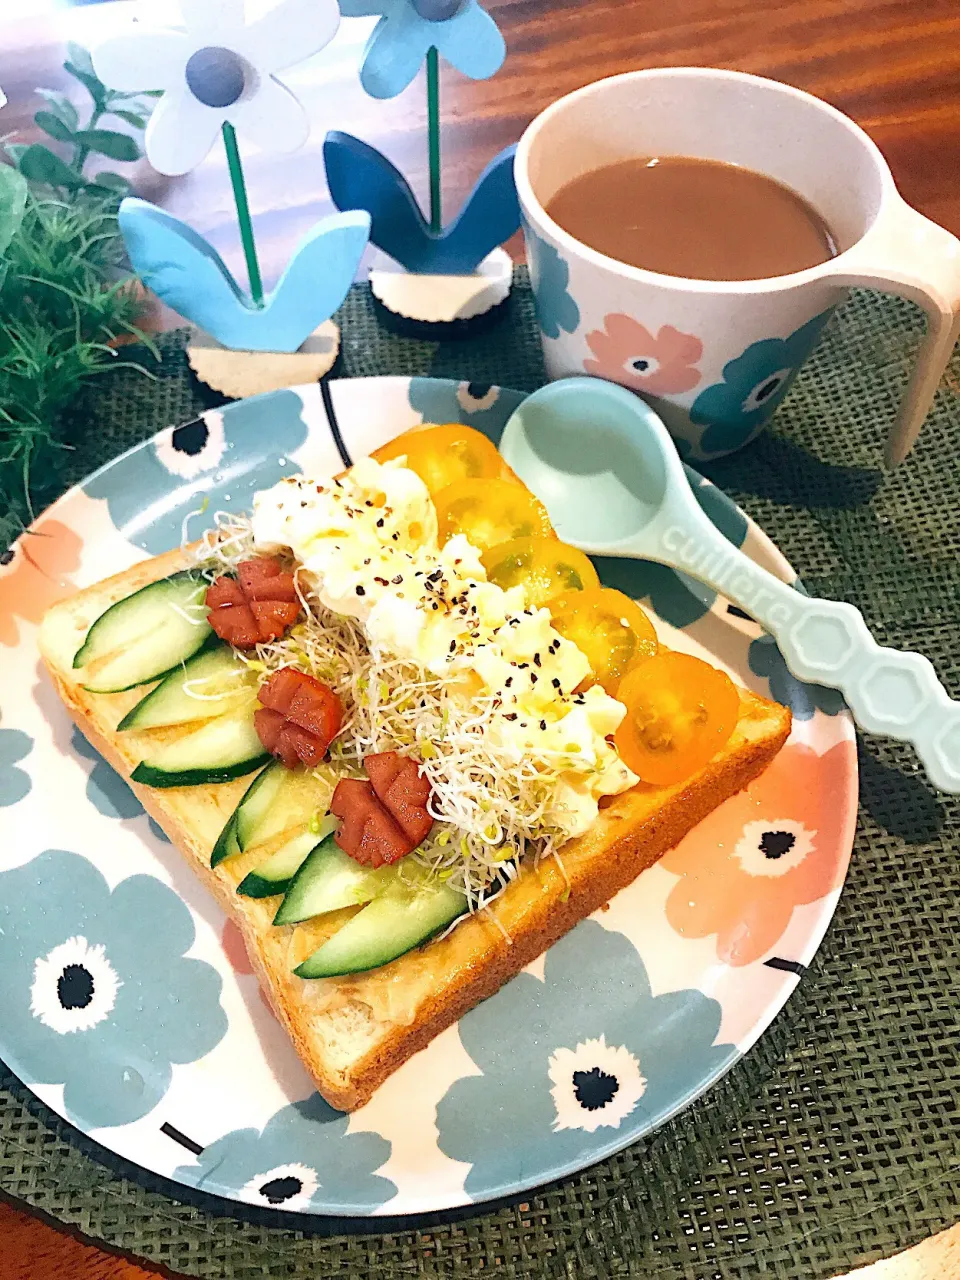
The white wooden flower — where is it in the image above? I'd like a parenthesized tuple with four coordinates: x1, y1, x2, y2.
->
(92, 0, 339, 176)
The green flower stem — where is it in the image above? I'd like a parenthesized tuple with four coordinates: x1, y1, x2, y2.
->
(426, 45, 442, 234)
(221, 121, 264, 308)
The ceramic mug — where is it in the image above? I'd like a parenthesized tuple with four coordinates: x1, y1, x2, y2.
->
(515, 67, 960, 464)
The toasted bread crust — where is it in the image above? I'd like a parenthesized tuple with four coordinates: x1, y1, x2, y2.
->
(40, 550, 790, 1111)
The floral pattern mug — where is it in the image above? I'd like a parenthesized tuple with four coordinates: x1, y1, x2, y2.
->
(516, 68, 960, 463)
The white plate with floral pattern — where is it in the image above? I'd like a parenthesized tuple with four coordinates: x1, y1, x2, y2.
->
(0, 377, 857, 1216)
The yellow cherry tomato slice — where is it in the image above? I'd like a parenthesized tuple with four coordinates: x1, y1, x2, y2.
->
(434, 478, 555, 552)
(614, 651, 739, 786)
(373, 424, 503, 496)
(549, 587, 658, 695)
(481, 536, 600, 610)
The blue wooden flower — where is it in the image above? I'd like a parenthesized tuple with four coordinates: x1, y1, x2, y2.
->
(175, 1092, 395, 1214)
(0, 726, 32, 807)
(435, 921, 734, 1199)
(690, 310, 833, 455)
(525, 226, 580, 339)
(325, 132, 518, 274)
(118, 199, 370, 353)
(0, 850, 227, 1127)
(84, 392, 309, 554)
(339, 0, 505, 99)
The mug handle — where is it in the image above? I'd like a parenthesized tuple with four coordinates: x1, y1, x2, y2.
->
(825, 196, 960, 466)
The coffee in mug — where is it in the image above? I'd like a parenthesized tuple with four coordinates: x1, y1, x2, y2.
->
(545, 157, 838, 282)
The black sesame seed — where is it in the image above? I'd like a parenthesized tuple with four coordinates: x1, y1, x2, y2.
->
(539, 720, 547, 731)
(518, 662, 528, 670)
(530, 673, 538, 683)
(392, 575, 403, 585)
(505, 677, 513, 688)
(392, 533, 399, 541)
(376, 517, 385, 528)
(449, 640, 456, 653)
(534, 653, 542, 667)
(505, 713, 518, 721)
(363, 558, 371, 565)
(552, 678, 561, 689)
(355, 585, 366, 596)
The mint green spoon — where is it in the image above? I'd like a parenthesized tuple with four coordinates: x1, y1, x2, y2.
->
(499, 377, 960, 794)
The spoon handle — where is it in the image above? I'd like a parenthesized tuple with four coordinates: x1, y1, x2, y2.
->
(659, 522, 960, 792)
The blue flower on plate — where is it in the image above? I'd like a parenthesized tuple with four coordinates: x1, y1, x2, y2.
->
(71, 727, 144, 820)
(592, 469, 749, 629)
(690, 310, 833, 455)
(0, 727, 32, 807)
(0, 850, 227, 1128)
(408, 378, 521, 441)
(84, 391, 309, 555)
(749, 634, 845, 719)
(525, 226, 580, 340)
(339, 0, 505, 100)
(175, 1093, 395, 1214)
(435, 921, 734, 1200)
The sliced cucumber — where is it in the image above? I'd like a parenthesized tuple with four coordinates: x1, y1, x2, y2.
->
(74, 572, 212, 693)
(131, 702, 268, 788)
(118, 643, 253, 731)
(237, 827, 333, 899)
(211, 811, 242, 868)
(294, 881, 467, 978)
(274, 834, 392, 926)
(235, 760, 289, 850)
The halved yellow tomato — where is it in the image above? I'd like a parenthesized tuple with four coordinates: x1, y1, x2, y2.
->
(434, 478, 555, 552)
(373, 424, 503, 496)
(481, 536, 599, 610)
(549, 587, 658, 695)
(614, 651, 739, 785)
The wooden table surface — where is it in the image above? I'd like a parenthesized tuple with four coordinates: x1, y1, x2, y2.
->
(4, 0, 960, 1276)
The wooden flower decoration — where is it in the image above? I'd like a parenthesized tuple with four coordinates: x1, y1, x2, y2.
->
(92, 0, 340, 175)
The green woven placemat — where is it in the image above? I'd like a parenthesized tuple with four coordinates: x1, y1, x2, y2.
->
(3, 273, 960, 1280)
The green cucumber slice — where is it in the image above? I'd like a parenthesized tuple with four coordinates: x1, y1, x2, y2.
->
(210, 811, 242, 868)
(131, 703, 268, 788)
(237, 827, 334, 899)
(74, 572, 213, 693)
(118, 643, 253, 731)
(274, 834, 391, 926)
(294, 881, 467, 978)
(235, 760, 289, 850)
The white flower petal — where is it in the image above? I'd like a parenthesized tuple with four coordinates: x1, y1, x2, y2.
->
(184, 0, 247, 42)
(548, 1035, 646, 1134)
(30, 935, 122, 1035)
(240, 1162, 319, 1211)
(92, 30, 191, 93)
(228, 76, 309, 155)
(234, 0, 340, 72)
(733, 818, 816, 878)
(145, 88, 224, 176)
(0, 86, 6, 112)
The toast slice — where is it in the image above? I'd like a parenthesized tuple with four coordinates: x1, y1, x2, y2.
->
(39, 548, 791, 1112)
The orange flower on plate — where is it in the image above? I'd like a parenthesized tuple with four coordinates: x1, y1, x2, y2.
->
(0, 520, 82, 647)
(584, 315, 703, 395)
(661, 740, 857, 966)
